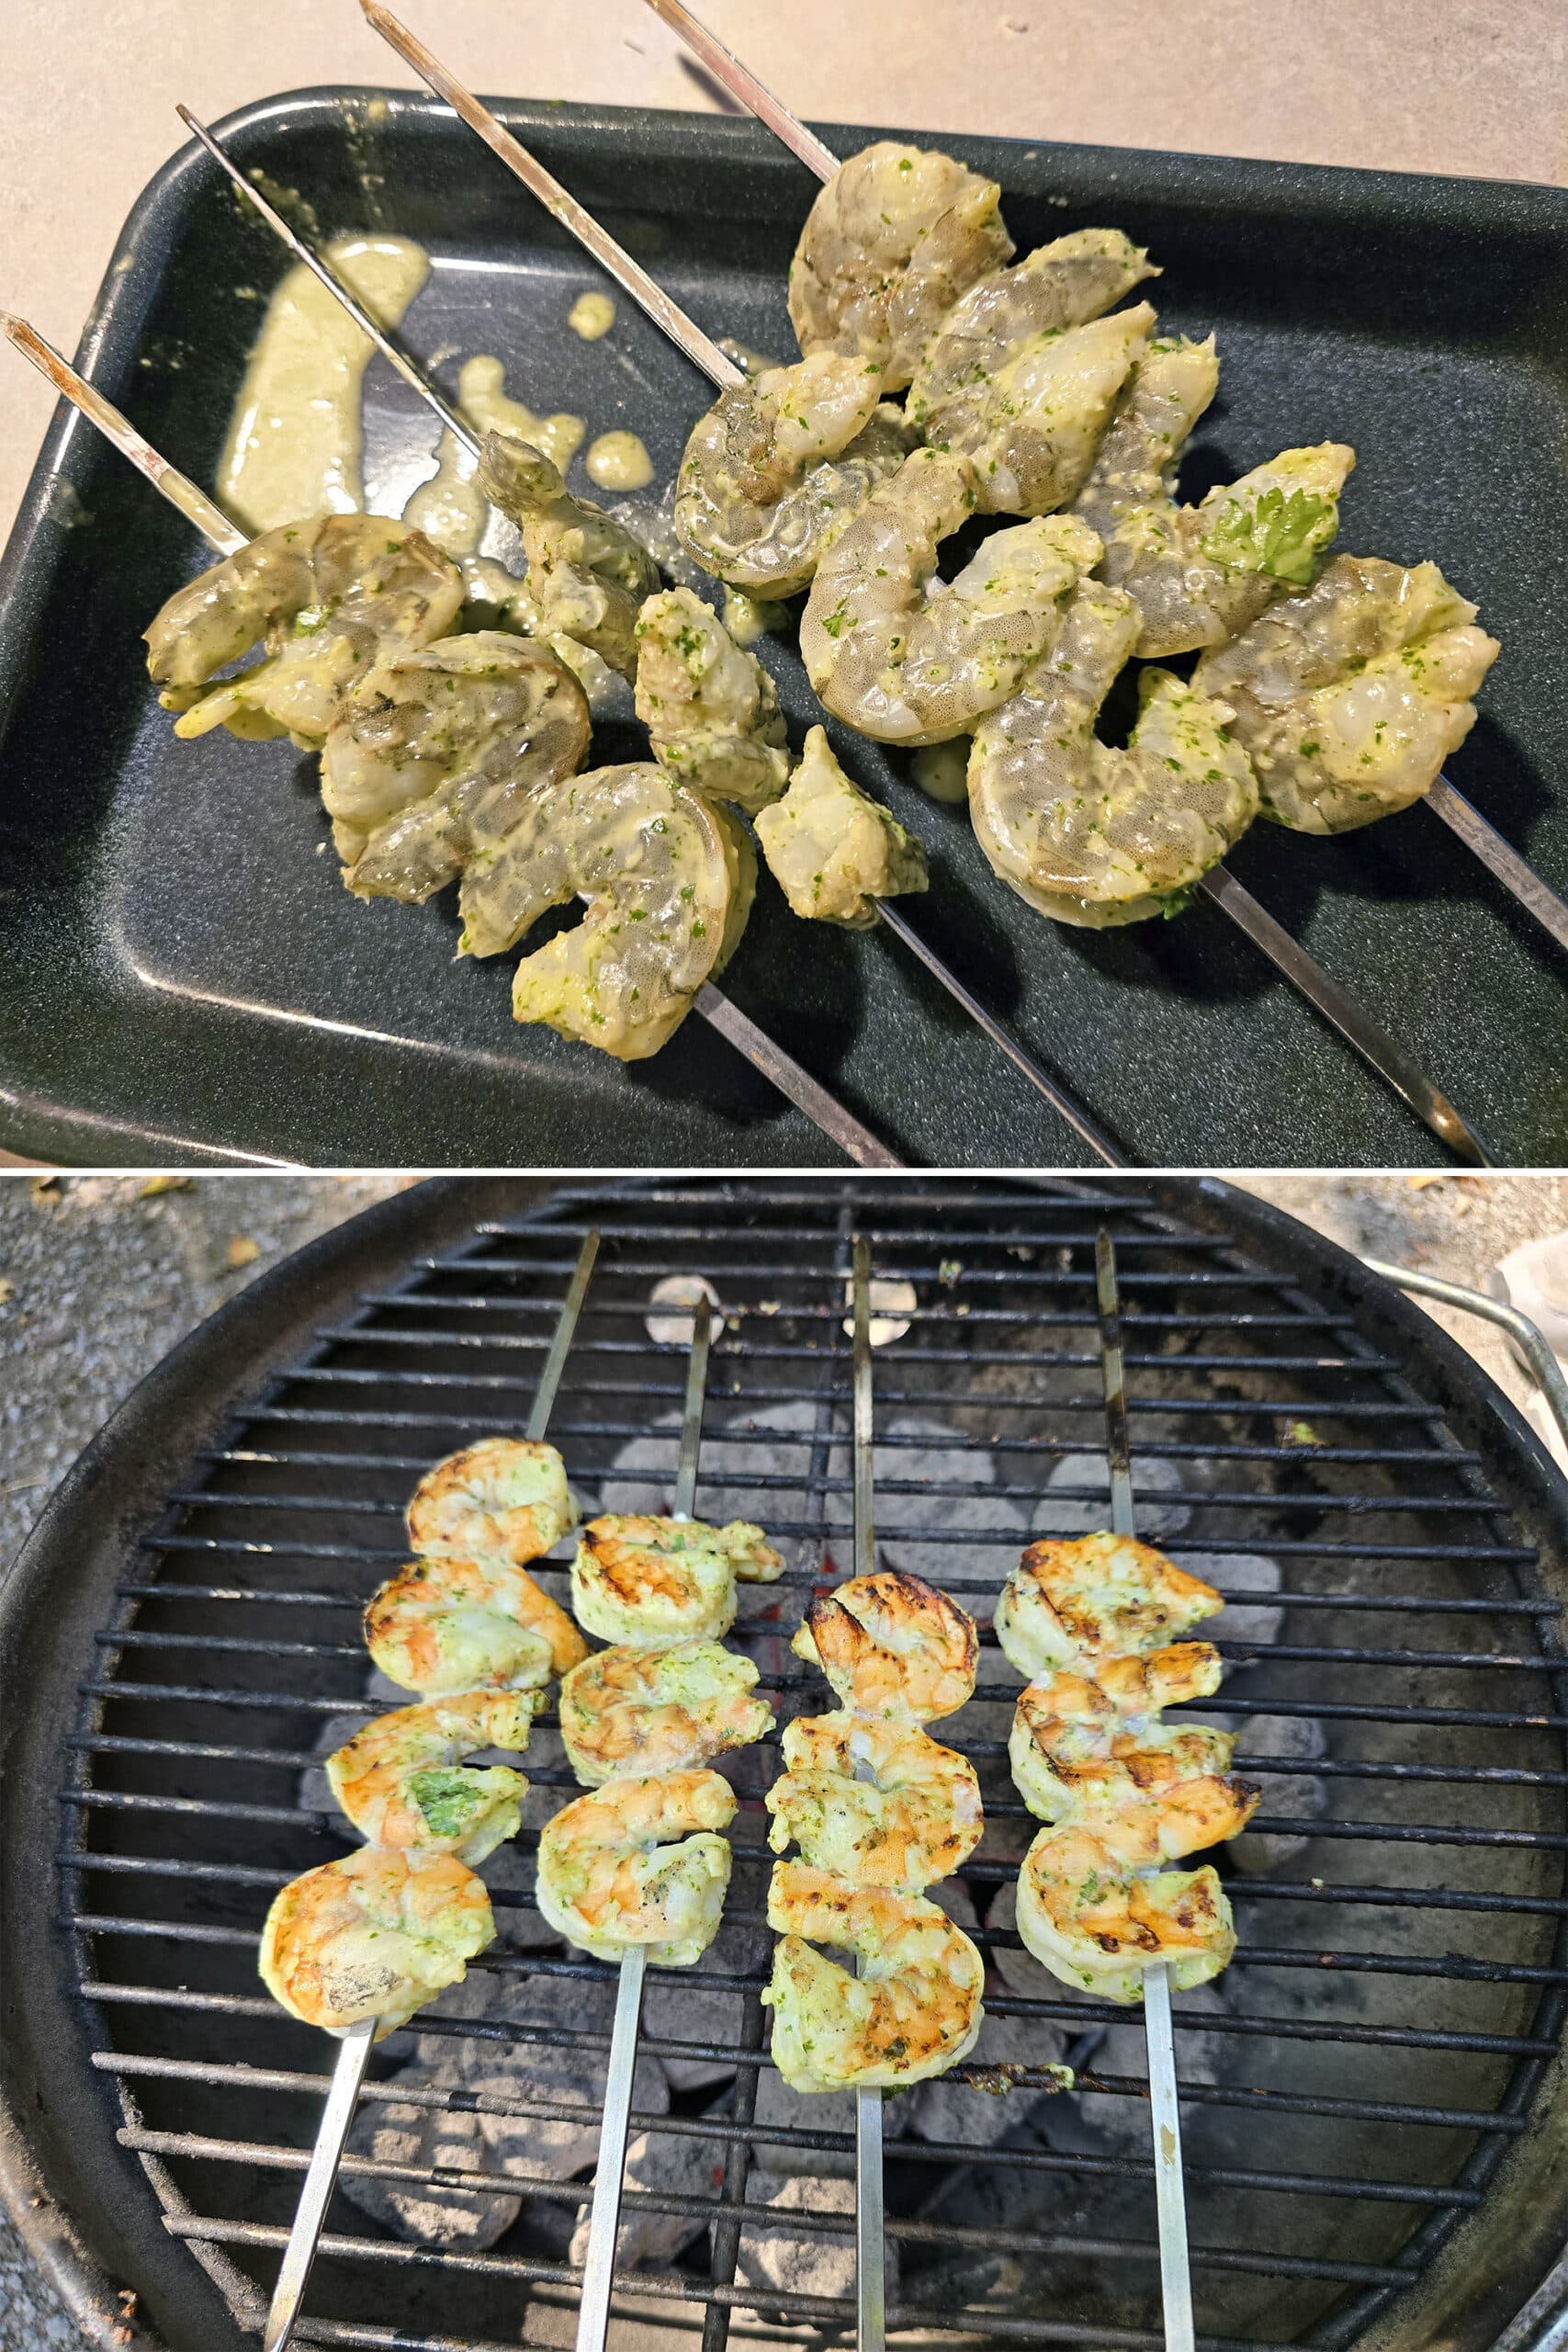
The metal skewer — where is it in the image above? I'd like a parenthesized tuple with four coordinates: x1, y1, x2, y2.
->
(346, 17, 1123, 1166)
(2, 313, 900, 1170)
(642, 0, 1568, 967)
(573, 1288, 714, 2352)
(1094, 1226, 1194, 2352)
(260, 1226, 601, 2352)
(849, 1233, 886, 2352)
(356, 8, 1488, 1169)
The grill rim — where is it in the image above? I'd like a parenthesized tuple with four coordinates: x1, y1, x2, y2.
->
(0, 1170, 1562, 2352)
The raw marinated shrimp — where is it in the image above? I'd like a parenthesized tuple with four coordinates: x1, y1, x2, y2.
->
(144, 513, 463, 748)
(405, 1437, 580, 1568)
(791, 1569, 978, 1724)
(762, 1860, 986, 2091)
(322, 633, 591, 894)
(364, 1553, 587, 1697)
(635, 586, 793, 813)
(571, 1512, 784, 1648)
(477, 431, 661, 680)
(1010, 1645, 1234, 1823)
(1014, 1824, 1236, 2003)
(754, 724, 927, 929)
(455, 763, 757, 1060)
(535, 1769, 737, 1965)
(968, 575, 1259, 926)
(908, 228, 1158, 420)
(995, 1532, 1224, 1679)
(258, 1844, 493, 2036)
(1192, 554, 1501, 833)
(1071, 334, 1355, 657)
(788, 141, 1013, 391)
(558, 1639, 775, 1786)
(766, 1712, 982, 1891)
(912, 301, 1157, 518)
(800, 448, 1100, 744)
(325, 1690, 537, 1863)
(674, 352, 917, 596)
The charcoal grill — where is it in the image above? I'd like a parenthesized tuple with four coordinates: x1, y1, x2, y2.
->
(2, 1174, 1565, 2352)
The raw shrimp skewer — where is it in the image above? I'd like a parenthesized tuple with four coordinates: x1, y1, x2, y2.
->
(573, 1289, 716, 2352)
(351, 14, 1488, 1169)
(1, 316, 897, 1170)
(644, 1, 1567, 962)
(850, 1233, 887, 2352)
(260, 1228, 601, 2352)
(203, 97, 1123, 1169)
(1094, 1225, 1194, 2352)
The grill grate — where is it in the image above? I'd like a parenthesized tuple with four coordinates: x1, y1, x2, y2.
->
(53, 1179, 1568, 2351)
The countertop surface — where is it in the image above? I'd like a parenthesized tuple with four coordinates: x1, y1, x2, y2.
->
(2, 0, 1564, 546)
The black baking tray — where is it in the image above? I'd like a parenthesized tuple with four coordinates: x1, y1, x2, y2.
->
(1, 91, 1564, 1168)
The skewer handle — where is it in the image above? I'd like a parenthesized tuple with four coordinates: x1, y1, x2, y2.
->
(693, 986, 902, 1167)
(262, 2018, 377, 2352)
(528, 1229, 602, 1440)
(3, 313, 243, 557)
(1143, 1962, 1196, 2352)
(1198, 865, 1492, 1166)
(574, 1943, 649, 2352)
(672, 1290, 713, 1519)
(359, 1, 744, 391)
(641, 0, 840, 184)
(1427, 775, 1568, 956)
(873, 900, 1126, 1167)
(176, 107, 481, 460)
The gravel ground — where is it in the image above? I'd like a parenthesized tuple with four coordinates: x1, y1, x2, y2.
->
(1, 1168, 1563, 2347)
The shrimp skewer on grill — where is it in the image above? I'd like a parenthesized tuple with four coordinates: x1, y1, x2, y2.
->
(547, 1293, 777, 2352)
(349, 13, 1489, 1166)
(638, 0, 1565, 963)
(995, 1229, 1258, 2350)
(1, 316, 900, 1169)
(247, 1230, 601, 2352)
(761, 1238, 985, 2352)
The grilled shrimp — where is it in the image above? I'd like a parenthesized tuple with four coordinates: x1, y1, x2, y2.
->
(477, 431, 661, 680)
(1014, 1825, 1236, 2003)
(364, 1553, 587, 1697)
(1010, 1645, 1234, 1823)
(996, 1533, 1224, 1679)
(801, 449, 1100, 744)
(456, 763, 757, 1061)
(763, 1860, 986, 2091)
(535, 1769, 737, 1965)
(571, 1513, 784, 1648)
(322, 634, 591, 896)
(326, 1690, 536, 1863)
(405, 1438, 580, 1568)
(788, 141, 1013, 391)
(1071, 335, 1355, 657)
(968, 577, 1259, 926)
(634, 586, 793, 813)
(792, 1570, 978, 1724)
(909, 228, 1158, 416)
(674, 352, 917, 596)
(754, 724, 927, 928)
(912, 301, 1157, 518)
(1191, 554, 1501, 833)
(259, 1844, 493, 2035)
(559, 1639, 775, 1786)
(766, 1712, 982, 1891)
(1012, 1695, 1252, 1843)
(144, 514, 463, 748)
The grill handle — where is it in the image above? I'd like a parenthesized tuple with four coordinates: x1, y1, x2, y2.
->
(1362, 1259, 1568, 1455)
